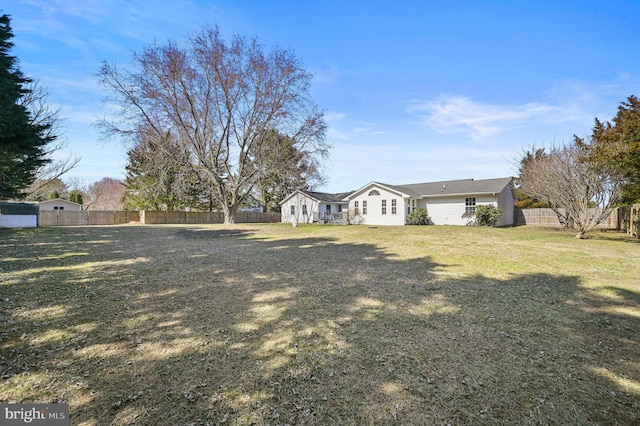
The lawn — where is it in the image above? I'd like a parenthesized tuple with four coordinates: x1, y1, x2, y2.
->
(1, 224, 639, 425)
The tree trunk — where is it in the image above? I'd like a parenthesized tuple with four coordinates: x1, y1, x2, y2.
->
(222, 203, 239, 224)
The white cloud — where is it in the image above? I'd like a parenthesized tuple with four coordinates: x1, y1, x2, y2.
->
(324, 112, 384, 141)
(407, 95, 561, 139)
(408, 78, 640, 143)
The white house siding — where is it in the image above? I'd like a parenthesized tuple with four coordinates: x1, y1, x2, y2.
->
(349, 186, 405, 226)
(281, 192, 318, 224)
(496, 186, 515, 227)
(426, 196, 498, 226)
(426, 197, 465, 225)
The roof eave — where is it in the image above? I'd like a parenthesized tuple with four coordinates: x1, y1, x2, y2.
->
(423, 191, 501, 198)
(345, 181, 412, 200)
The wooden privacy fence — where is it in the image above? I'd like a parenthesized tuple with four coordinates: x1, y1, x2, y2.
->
(515, 209, 563, 227)
(39, 211, 141, 226)
(514, 208, 618, 228)
(515, 206, 639, 239)
(615, 204, 640, 238)
(139, 210, 281, 224)
(39, 210, 281, 226)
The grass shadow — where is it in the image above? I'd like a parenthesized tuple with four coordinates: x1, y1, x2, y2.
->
(1, 225, 638, 424)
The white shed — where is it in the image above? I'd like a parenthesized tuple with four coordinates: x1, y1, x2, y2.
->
(0, 202, 39, 228)
(38, 198, 82, 211)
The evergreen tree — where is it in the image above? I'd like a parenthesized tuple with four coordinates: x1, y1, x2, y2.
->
(122, 131, 202, 211)
(582, 95, 640, 204)
(254, 129, 325, 213)
(513, 187, 549, 209)
(0, 14, 52, 200)
(69, 190, 83, 205)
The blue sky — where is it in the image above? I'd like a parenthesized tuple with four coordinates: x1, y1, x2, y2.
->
(5, 0, 640, 192)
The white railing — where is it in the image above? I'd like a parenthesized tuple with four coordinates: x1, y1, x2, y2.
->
(314, 212, 345, 223)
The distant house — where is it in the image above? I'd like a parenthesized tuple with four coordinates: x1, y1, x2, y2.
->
(38, 198, 82, 212)
(280, 190, 352, 224)
(281, 177, 516, 226)
(239, 194, 265, 213)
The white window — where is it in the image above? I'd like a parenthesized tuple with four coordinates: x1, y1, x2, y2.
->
(368, 190, 380, 196)
(291, 205, 295, 215)
(381, 200, 387, 215)
(302, 205, 308, 215)
(465, 198, 476, 214)
(354, 201, 359, 215)
(363, 200, 368, 215)
(391, 199, 397, 214)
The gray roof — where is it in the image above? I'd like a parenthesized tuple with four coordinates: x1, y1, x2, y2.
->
(289, 177, 514, 204)
(392, 177, 514, 197)
(303, 191, 353, 203)
(347, 177, 514, 199)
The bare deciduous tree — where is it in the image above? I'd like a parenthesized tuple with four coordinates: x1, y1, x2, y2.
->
(518, 142, 621, 238)
(84, 178, 125, 210)
(24, 178, 68, 201)
(19, 79, 81, 196)
(98, 26, 328, 223)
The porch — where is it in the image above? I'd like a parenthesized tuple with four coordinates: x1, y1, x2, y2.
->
(314, 212, 347, 224)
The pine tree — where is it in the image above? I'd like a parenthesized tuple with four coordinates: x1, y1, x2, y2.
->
(122, 132, 202, 211)
(0, 14, 52, 200)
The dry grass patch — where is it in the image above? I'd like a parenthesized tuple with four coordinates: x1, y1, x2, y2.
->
(1, 224, 639, 425)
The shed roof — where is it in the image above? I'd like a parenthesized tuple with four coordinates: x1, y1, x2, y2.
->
(38, 198, 82, 206)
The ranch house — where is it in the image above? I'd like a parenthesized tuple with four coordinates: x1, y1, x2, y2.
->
(281, 177, 515, 227)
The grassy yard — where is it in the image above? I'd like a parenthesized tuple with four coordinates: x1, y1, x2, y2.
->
(1, 224, 639, 425)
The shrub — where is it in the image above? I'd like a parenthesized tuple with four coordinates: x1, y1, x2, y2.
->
(344, 208, 363, 225)
(406, 208, 431, 225)
(475, 205, 504, 226)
